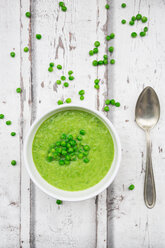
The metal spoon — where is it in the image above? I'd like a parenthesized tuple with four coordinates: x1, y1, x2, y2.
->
(135, 86, 160, 208)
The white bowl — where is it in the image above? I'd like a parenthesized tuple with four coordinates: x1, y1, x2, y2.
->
(24, 105, 121, 201)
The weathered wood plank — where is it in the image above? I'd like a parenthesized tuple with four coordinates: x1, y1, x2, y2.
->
(107, 0, 165, 247)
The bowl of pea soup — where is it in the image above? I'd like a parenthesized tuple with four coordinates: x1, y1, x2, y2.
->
(24, 105, 121, 201)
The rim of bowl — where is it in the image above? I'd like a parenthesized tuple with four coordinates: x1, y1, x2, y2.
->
(24, 104, 121, 201)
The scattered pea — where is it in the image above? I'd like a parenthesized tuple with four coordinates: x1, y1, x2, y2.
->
(79, 90, 85, 95)
(11, 160, 16, 166)
(144, 27, 148, 32)
(115, 102, 120, 107)
(84, 158, 89, 163)
(84, 145, 90, 151)
(11, 132, 16, 136)
(131, 32, 137, 38)
(64, 82, 69, 87)
(68, 70, 73, 75)
(110, 33, 115, 39)
(49, 62, 54, 67)
(57, 100, 63, 105)
(89, 50, 94, 56)
(110, 59, 115, 64)
(62, 6, 67, 11)
(121, 3, 126, 8)
(140, 31, 146, 37)
(141, 16, 148, 23)
(104, 106, 109, 112)
(80, 130, 85, 135)
(59, 2, 65, 7)
(92, 60, 98, 66)
(106, 35, 111, 41)
(25, 12, 31, 18)
(108, 46, 114, 53)
(10, 52, 15, 58)
(93, 47, 99, 54)
(94, 79, 100, 84)
(16, 88, 22, 93)
(56, 80, 61, 85)
(0, 114, 4, 119)
(6, 120, 12, 125)
(80, 95, 84, 100)
(98, 60, 104, 65)
(105, 4, 110, 9)
(136, 14, 142, 20)
(94, 41, 100, 47)
(61, 76, 66, 81)
(36, 34, 42, 40)
(48, 67, 53, 72)
(103, 55, 108, 59)
(129, 20, 134, 26)
(57, 64, 62, 70)
(56, 199, 62, 205)
(129, 184, 135, 190)
(131, 16, 136, 21)
(105, 99, 111, 105)
(103, 59, 108, 65)
(77, 136, 82, 141)
(121, 19, 126, 24)
(66, 98, 71, 103)
(24, 47, 29, 52)
(69, 76, 74, 81)
(110, 99, 115, 105)
(94, 84, 99, 89)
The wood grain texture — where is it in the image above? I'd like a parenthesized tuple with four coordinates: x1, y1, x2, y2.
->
(1, 0, 165, 247)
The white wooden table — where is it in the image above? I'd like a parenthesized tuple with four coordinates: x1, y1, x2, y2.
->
(1, 0, 165, 247)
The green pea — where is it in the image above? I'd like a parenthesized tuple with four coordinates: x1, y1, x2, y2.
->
(10, 52, 15, 58)
(94, 79, 100, 84)
(121, 3, 126, 8)
(105, 99, 111, 105)
(131, 32, 137, 38)
(129, 20, 134, 25)
(16, 88, 22, 93)
(110, 59, 115, 64)
(66, 98, 71, 103)
(24, 47, 29, 52)
(50, 62, 54, 67)
(48, 67, 53, 72)
(98, 60, 104, 65)
(62, 150, 67, 156)
(121, 19, 126, 24)
(79, 90, 85, 95)
(65, 155, 71, 161)
(140, 31, 146, 37)
(93, 47, 99, 54)
(59, 2, 65, 7)
(36, 34, 42, 40)
(141, 16, 147, 23)
(80, 95, 84, 101)
(68, 70, 73, 75)
(92, 60, 98, 66)
(47, 155, 53, 162)
(144, 26, 148, 32)
(61, 133, 67, 139)
(70, 140, 76, 146)
(62, 6, 67, 12)
(56, 147, 62, 154)
(136, 14, 142, 20)
(11, 160, 16, 166)
(131, 16, 136, 21)
(61, 141, 67, 147)
(56, 141, 61, 146)
(56, 80, 61, 85)
(108, 46, 114, 53)
(110, 99, 115, 105)
(59, 160, 65, 165)
(78, 153, 84, 159)
(0, 114, 4, 119)
(129, 184, 135, 190)
(84, 158, 89, 163)
(11, 132, 16, 136)
(103, 59, 108, 65)
(83, 151, 89, 156)
(6, 120, 12, 125)
(68, 147, 74, 153)
(57, 100, 63, 105)
(105, 4, 110, 9)
(77, 136, 82, 141)
(103, 55, 108, 59)
(84, 145, 90, 151)
(115, 102, 120, 107)
(110, 33, 115, 39)
(94, 41, 100, 47)
(69, 76, 74, 81)
(94, 84, 99, 89)
(65, 160, 70, 165)
(61, 76, 66, 81)
(25, 12, 31, 18)
(80, 129, 85, 135)
(89, 50, 94, 56)
(64, 82, 69, 87)
(57, 64, 62, 70)
(106, 36, 111, 41)
(68, 134, 73, 140)
(104, 106, 109, 112)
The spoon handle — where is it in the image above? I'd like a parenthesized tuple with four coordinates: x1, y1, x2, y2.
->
(144, 131, 156, 208)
